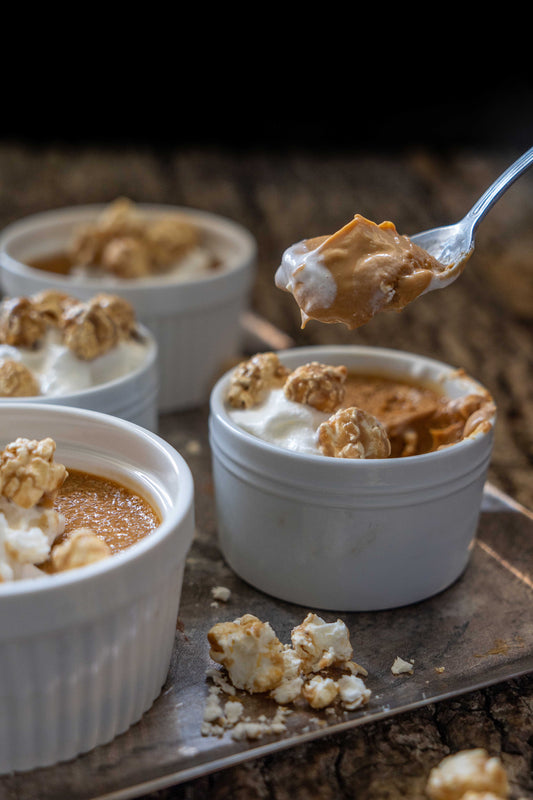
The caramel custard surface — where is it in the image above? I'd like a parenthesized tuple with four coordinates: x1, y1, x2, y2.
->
(339, 372, 445, 457)
(29, 253, 73, 275)
(52, 469, 161, 554)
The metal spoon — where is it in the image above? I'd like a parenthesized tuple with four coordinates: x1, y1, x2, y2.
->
(411, 146, 533, 292)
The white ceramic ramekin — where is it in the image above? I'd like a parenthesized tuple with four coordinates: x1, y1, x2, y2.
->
(209, 345, 496, 612)
(0, 403, 195, 773)
(0, 323, 159, 432)
(0, 204, 257, 412)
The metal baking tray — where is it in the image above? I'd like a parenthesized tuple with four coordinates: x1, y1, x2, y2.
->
(2, 421, 532, 800)
(2, 318, 532, 800)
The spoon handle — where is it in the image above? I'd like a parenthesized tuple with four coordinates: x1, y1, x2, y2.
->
(465, 146, 533, 235)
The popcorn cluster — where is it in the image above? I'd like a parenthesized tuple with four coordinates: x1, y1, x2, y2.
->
(0, 437, 110, 582)
(69, 197, 202, 278)
(0, 290, 141, 397)
(0, 291, 137, 360)
(227, 352, 391, 459)
(203, 612, 371, 739)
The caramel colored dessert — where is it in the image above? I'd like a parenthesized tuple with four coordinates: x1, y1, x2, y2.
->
(0, 436, 160, 581)
(51, 469, 160, 556)
(29, 198, 218, 280)
(226, 353, 496, 459)
(275, 214, 449, 329)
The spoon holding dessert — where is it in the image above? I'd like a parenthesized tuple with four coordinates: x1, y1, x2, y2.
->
(275, 146, 533, 330)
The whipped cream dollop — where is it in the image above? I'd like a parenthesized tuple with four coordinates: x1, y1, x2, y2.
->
(0, 496, 64, 581)
(228, 387, 328, 455)
(0, 328, 149, 397)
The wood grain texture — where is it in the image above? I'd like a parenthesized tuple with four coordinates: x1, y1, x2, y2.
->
(0, 143, 531, 799)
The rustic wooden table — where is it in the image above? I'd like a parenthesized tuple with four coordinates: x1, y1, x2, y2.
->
(0, 142, 531, 799)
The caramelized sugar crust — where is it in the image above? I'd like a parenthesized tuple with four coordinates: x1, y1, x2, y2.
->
(51, 469, 160, 554)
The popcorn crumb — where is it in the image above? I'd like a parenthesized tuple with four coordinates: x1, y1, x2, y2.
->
(211, 585, 231, 603)
(224, 699, 244, 726)
(302, 675, 339, 709)
(426, 748, 509, 800)
(185, 439, 202, 455)
(435, 666, 445, 674)
(205, 667, 236, 696)
(337, 674, 372, 710)
(391, 656, 415, 675)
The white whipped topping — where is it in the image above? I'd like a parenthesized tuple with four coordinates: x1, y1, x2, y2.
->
(228, 387, 328, 455)
(0, 497, 64, 581)
(0, 328, 149, 397)
(275, 240, 337, 312)
(70, 246, 216, 284)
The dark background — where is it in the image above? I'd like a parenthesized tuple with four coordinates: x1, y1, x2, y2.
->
(3, 65, 532, 154)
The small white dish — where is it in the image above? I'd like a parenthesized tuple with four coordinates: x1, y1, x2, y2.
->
(209, 345, 496, 612)
(0, 204, 257, 411)
(0, 402, 195, 773)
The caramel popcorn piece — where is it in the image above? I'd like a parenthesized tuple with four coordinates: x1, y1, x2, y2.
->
(208, 614, 285, 693)
(284, 362, 347, 412)
(0, 359, 39, 397)
(227, 352, 291, 409)
(97, 197, 144, 235)
(291, 613, 354, 673)
(145, 214, 199, 267)
(0, 437, 67, 509)
(318, 406, 391, 459)
(31, 290, 79, 328)
(50, 527, 111, 572)
(0, 297, 46, 348)
(100, 236, 152, 278)
(88, 294, 137, 339)
(302, 675, 339, 709)
(426, 749, 510, 800)
(62, 300, 119, 360)
(69, 198, 145, 267)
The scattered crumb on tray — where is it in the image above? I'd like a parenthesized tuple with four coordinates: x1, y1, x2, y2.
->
(391, 656, 415, 675)
(202, 611, 371, 740)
